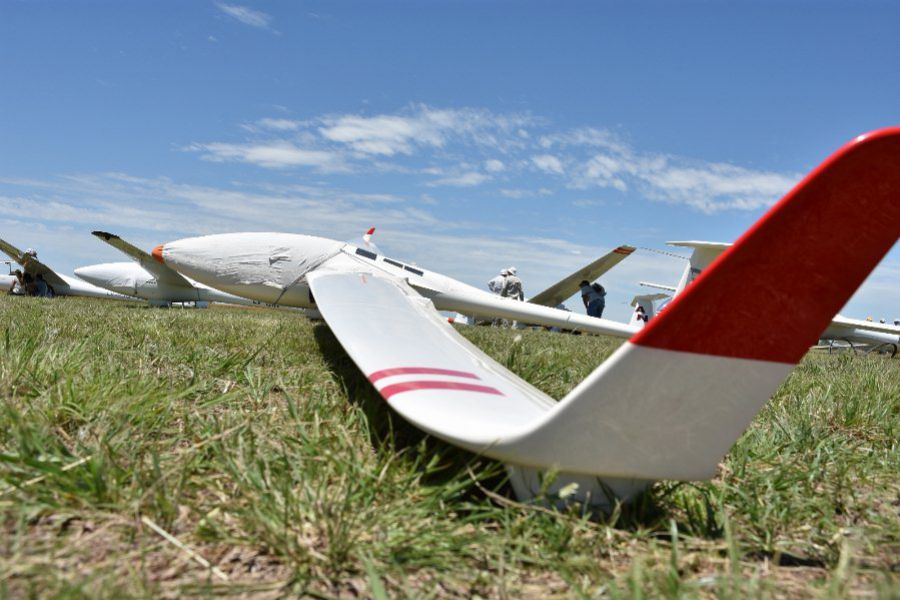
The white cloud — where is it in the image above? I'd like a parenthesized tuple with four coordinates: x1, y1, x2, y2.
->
(485, 159, 505, 173)
(428, 171, 489, 187)
(318, 105, 535, 156)
(539, 127, 629, 154)
(255, 118, 304, 131)
(571, 149, 798, 213)
(216, 3, 273, 30)
(186, 104, 800, 213)
(186, 141, 344, 171)
(531, 154, 565, 175)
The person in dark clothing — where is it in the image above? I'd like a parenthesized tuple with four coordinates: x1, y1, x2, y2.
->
(579, 279, 606, 318)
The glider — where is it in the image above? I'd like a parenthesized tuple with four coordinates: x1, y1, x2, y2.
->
(453, 244, 635, 326)
(0, 238, 131, 300)
(151, 129, 900, 507)
(650, 241, 899, 353)
(75, 231, 265, 308)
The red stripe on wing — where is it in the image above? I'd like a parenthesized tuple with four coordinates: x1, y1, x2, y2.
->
(378, 380, 504, 400)
(368, 367, 480, 384)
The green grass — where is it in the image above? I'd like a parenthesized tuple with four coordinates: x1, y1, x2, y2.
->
(0, 295, 897, 598)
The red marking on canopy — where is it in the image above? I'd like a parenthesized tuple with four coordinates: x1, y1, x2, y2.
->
(369, 367, 480, 384)
(378, 380, 503, 400)
(152, 245, 165, 264)
(632, 128, 900, 364)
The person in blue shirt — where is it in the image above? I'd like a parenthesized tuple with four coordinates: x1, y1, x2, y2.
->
(34, 274, 51, 298)
(579, 280, 606, 318)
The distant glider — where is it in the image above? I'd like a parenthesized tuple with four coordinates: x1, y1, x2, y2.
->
(76, 231, 265, 308)
(151, 129, 900, 507)
(0, 238, 131, 300)
(657, 241, 900, 353)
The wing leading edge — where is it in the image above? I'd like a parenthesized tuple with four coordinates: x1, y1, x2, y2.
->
(0, 237, 68, 288)
(92, 231, 194, 288)
(528, 244, 635, 307)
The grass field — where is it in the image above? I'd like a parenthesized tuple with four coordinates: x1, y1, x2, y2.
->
(0, 295, 897, 598)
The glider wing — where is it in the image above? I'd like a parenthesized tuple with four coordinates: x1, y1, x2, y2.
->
(528, 244, 635, 307)
(313, 128, 900, 482)
(0, 238, 68, 288)
(92, 231, 194, 288)
(829, 314, 900, 335)
(306, 269, 557, 442)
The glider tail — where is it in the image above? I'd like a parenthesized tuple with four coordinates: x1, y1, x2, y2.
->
(499, 128, 900, 481)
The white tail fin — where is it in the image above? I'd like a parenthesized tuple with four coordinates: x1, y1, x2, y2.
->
(667, 241, 731, 296)
(628, 292, 669, 328)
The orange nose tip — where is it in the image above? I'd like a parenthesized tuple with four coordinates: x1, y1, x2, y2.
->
(152, 244, 165, 264)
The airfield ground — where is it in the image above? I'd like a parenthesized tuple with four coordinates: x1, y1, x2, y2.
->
(0, 295, 897, 598)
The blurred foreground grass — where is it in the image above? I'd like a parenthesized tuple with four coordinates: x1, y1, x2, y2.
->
(0, 295, 897, 598)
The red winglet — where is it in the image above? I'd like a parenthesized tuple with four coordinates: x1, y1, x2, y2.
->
(632, 128, 900, 364)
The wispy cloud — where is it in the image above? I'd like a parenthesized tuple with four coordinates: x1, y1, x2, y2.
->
(570, 144, 798, 212)
(317, 105, 535, 156)
(215, 3, 273, 30)
(184, 105, 797, 211)
(185, 141, 345, 171)
(531, 154, 565, 175)
(427, 171, 489, 187)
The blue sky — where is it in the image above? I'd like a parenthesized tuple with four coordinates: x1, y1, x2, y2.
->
(1, 1, 898, 322)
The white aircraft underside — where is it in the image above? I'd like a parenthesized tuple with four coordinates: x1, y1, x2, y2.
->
(153, 128, 899, 508)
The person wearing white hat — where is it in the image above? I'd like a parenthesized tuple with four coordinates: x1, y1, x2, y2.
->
(500, 268, 524, 301)
(487, 268, 508, 295)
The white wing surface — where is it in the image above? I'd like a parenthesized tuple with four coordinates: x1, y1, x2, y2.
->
(92, 231, 194, 288)
(306, 270, 556, 441)
(528, 245, 635, 307)
(829, 314, 900, 335)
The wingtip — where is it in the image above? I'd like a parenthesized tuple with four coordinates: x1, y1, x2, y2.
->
(92, 231, 116, 241)
(152, 244, 165, 264)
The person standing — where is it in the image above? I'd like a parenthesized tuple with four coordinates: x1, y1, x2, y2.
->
(487, 269, 508, 294)
(8, 270, 25, 295)
(34, 274, 50, 298)
(500, 267, 525, 328)
(500, 267, 524, 301)
(580, 279, 606, 318)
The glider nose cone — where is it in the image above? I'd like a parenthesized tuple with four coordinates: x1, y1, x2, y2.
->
(74, 265, 102, 286)
(152, 244, 165, 264)
(159, 232, 344, 307)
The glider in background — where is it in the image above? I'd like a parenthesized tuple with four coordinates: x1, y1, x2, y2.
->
(643, 240, 900, 354)
(0, 238, 132, 300)
(452, 244, 636, 326)
(75, 231, 265, 308)
(152, 129, 900, 508)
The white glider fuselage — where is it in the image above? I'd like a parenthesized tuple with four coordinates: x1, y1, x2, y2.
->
(156, 232, 638, 338)
(74, 261, 257, 305)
